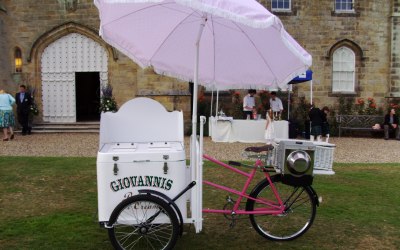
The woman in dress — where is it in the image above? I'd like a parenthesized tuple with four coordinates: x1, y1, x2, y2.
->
(0, 89, 16, 141)
(264, 109, 275, 144)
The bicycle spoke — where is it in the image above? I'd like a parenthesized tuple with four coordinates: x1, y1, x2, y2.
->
(109, 195, 179, 250)
(247, 176, 317, 241)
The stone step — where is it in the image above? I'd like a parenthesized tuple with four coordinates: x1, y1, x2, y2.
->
(17, 122, 100, 133)
(28, 129, 99, 133)
(33, 125, 100, 130)
(34, 122, 100, 126)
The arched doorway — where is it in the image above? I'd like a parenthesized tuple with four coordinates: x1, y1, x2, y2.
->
(41, 33, 108, 122)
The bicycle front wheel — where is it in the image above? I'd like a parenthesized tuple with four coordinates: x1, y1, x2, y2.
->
(108, 194, 179, 250)
(247, 175, 317, 241)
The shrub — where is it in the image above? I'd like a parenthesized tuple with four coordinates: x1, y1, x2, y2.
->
(231, 91, 243, 119)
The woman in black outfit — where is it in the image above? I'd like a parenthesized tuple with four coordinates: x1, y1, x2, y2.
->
(321, 106, 330, 142)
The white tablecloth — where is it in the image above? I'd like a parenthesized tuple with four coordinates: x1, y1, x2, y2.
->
(210, 118, 288, 143)
(273, 120, 289, 140)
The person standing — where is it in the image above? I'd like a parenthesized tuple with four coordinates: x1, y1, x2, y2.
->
(309, 104, 323, 142)
(321, 106, 330, 142)
(15, 85, 32, 135)
(243, 89, 256, 119)
(0, 89, 16, 141)
(264, 109, 275, 144)
(383, 108, 400, 140)
(269, 91, 283, 120)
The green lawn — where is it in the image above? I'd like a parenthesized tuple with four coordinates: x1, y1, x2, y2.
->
(0, 156, 399, 249)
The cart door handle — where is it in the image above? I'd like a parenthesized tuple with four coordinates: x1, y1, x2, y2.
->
(113, 163, 119, 175)
(163, 162, 168, 174)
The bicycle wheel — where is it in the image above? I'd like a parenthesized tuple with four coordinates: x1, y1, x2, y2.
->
(247, 175, 317, 241)
(108, 194, 179, 250)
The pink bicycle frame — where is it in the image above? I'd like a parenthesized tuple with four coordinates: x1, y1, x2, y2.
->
(202, 154, 285, 215)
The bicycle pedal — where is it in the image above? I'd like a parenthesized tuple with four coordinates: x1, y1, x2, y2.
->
(225, 196, 234, 203)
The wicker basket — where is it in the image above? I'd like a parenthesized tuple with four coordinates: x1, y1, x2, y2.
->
(313, 146, 335, 175)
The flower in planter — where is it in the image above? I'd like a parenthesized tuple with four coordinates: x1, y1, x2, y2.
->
(365, 97, 377, 115)
(99, 85, 118, 113)
(389, 103, 400, 114)
(30, 103, 39, 116)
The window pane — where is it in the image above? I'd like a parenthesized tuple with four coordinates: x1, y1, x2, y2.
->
(271, 0, 291, 10)
(332, 47, 355, 92)
(284, 0, 289, 9)
(335, 0, 354, 11)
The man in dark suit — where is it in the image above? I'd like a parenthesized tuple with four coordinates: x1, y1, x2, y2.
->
(15, 85, 32, 135)
(383, 108, 400, 140)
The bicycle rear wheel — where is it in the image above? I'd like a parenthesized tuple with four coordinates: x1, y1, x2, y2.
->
(108, 194, 179, 250)
(247, 175, 317, 241)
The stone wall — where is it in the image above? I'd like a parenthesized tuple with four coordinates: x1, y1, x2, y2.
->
(0, 0, 191, 131)
(390, 0, 400, 97)
(0, 4, 13, 93)
(0, 0, 398, 129)
(263, 0, 394, 110)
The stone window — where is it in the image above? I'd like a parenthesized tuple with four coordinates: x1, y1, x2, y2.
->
(332, 47, 355, 93)
(271, 0, 291, 12)
(14, 47, 22, 73)
(334, 0, 354, 12)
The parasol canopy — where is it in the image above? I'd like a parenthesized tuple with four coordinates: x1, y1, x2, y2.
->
(94, 0, 312, 90)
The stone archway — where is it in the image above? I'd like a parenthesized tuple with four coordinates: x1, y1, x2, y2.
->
(41, 33, 108, 122)
(27, 22, 117, 123)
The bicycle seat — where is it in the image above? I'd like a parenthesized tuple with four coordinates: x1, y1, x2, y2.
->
(244, 145, 274, 153)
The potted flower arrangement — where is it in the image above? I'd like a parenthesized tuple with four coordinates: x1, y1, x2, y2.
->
(99, 84, 118, 113)
(28, 86, 39, 116)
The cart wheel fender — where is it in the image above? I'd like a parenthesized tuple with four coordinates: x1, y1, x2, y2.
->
(138, 189, 184, 235)
(245, 175, 319, 211)
(308, 185, 320, 206)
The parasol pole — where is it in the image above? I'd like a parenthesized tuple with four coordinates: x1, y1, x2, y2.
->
(210, 86, 214, 117)
(191, 15, 206, 233)
(216, 88, 219, 117)
(287, 84, 292, 120)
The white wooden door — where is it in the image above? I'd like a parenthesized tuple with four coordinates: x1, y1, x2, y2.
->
(41, 33, 108, 122)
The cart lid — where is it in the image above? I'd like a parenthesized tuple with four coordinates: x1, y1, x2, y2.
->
(97, 142, 185, 162)
(99, 98, 184, 148)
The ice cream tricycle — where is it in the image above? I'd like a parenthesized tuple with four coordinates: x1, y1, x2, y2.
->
(97, 97, 335, 249)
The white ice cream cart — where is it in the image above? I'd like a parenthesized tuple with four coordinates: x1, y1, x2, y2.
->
(97, 96, 338, 250)
(97, 97, 203, 249)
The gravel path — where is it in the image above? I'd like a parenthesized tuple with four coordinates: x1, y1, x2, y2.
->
(0, 133, 399, 163)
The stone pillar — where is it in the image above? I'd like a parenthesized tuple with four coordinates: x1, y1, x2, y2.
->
(390, 0, 400, 97)
(0, 4, 13, 92)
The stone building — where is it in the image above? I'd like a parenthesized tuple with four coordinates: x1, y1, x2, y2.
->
(0, 0, 399, 132)
(0, 0, 191, 131)
(262, 0, 400, 107)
